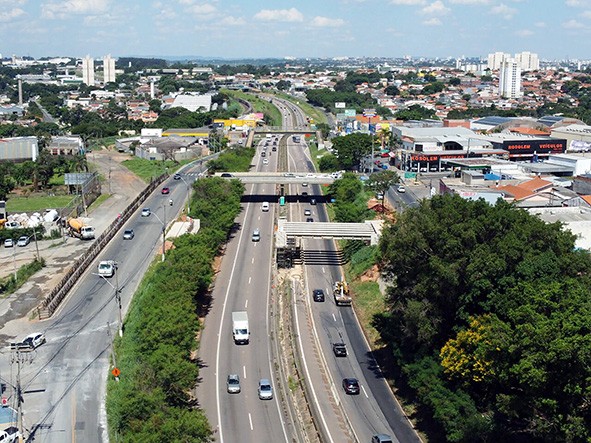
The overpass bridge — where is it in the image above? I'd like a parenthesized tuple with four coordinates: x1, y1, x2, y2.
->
(215, 172, 338, 185)
(276, 219, 384, 268)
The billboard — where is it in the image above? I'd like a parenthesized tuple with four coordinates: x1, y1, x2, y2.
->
(500, 138, 566, 158)
(335, 102, 346, 109)
(344, 109, 356, 117)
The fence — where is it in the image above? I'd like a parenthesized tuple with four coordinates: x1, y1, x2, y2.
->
(36, 173, 168, 319)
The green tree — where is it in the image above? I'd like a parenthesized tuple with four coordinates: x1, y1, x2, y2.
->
(365, 170, 399, 204)
(384, 85, 400, 96)
(330, 132, 373, 170)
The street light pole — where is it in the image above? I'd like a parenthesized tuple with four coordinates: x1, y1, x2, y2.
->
(179, 175, 191, 214)
(95, 271, 123, 336)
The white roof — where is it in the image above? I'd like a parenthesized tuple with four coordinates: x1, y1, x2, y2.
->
(170, 94, 212, 112)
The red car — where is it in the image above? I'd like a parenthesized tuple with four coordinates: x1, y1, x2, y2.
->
(161, 187, 170, 194)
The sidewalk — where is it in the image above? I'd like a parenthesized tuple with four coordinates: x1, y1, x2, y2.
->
(0, 149, 146, 338)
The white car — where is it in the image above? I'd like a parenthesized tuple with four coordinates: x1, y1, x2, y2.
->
(258, 378, 273, 400)
(23, 332, 46, 349)
(262, 158, 269, 165)
(141, 208, 151, 217)
(16, 236, 30, 247)
(304, 209, 312, 216)
(98, 260, 117, 278)
(3, 239, 14, 248)
(397, 185, 406, 193)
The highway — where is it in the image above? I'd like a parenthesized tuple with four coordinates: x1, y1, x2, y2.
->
(0, 169, 198, 442)
(196, 134, 290, 442)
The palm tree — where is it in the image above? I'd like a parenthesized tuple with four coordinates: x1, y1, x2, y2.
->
(378, 126, 392, 150)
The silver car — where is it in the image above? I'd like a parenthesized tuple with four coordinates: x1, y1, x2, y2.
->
(227, 374, 240, 394)
(258, 378, 273, 400)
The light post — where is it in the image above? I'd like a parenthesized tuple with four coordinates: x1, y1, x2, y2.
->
(32, 229, 40, 262)
(179, 175, 192, 214)
(153, 210, 166, 262)
(94, 270, 123, 337)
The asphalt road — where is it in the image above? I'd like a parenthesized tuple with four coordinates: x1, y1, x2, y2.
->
(0, 168, 197, 442)
(196, 136, 289, 443)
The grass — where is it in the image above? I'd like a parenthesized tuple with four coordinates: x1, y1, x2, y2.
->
(121, 158, 184, 182)
(87, 193, 111, 212)
(87, 136, 119, 151)
(0, 258, 45, 296)
(221, 89, 282, 126)
(6, 195, 75, 213)
(348, 280, 385, 347)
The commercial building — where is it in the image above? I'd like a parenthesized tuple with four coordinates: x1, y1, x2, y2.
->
(103, 54, 116, 83)
(0, 136, 39, 162)
(168, 94, 212, 112)
(82, 55, 95, 86)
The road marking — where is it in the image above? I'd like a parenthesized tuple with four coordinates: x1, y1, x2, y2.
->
(71, 389, 77, 443)
(251, 257, 255, 264)
(243, 365, 247, 379)
(248, 277, 252, 285)
(322, 267, 326, 274)
(245, 299, 248, 309)
(248, 413, 253, 431)
(361, 385, 369, 398)
(332, 313, 337, 322)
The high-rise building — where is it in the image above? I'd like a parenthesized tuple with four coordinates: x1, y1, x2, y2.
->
(103, 54, 116, 83)
(499, 59, 522, 99)
(82, 55, 95, 86)
(515, 51, 539, 71)
(487, 52, 511, 70)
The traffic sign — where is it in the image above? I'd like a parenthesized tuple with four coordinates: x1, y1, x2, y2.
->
(1, 397, 7, 406)
(112, 367, 121, 378)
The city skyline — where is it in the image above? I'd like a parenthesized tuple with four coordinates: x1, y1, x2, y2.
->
(1, 0, 591, 60)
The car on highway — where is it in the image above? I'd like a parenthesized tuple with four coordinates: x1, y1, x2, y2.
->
(173, 173, 181, 180)
(98, 260, 117, 278)
(312, 289, 325, 302)
(261, 202, 270, 212)
(16, 236, 29, 247)
(262, 158, 269, 165)
(252, 229, 260, 242)
(397, 185, 406, 193)
(227, 374, 241, 394)
(221, 173, 233, 177)
(0, 426, 20, 442)
(11, 332, 46, 351)
(123, 229, 135, 240)
(304, 209, 311, 216)
(161, 187, 170, 194)
(3, 239, 14, 248)
(302, 182, 308, 187)
(333, 342, 347, 357)
(342, 378, 360, 395)
(372, 434, 394, 443)
(272, 146, 277, 151)
(141, 208, 151, 217)
(310, 198, 316, 205)
(258, 378, 273, 400)
(306, 217, 314, 223)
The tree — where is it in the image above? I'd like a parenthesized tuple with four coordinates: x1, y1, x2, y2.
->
(365, 170, 399, 204)
(148, 99, 162, 113)
(448, 77, 461, 86)
(275, 80, 291, 90)
(330, 132, 373, 170)
(384, 85, 400, 97)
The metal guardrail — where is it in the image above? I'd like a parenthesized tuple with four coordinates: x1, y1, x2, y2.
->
(36, 173, 168, 319)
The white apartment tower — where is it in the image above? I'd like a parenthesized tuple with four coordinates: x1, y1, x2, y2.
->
(487, 52, 511, 70)
(499, 59, 522, 99)
(515, 51, 539, 71)
(103, 54, 116, 83)
(82, 55, 95, 86)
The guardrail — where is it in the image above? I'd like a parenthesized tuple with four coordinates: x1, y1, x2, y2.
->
(36, 173, 168, 320)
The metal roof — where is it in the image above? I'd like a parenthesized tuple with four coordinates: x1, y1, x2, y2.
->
(472, 116, 513, 126)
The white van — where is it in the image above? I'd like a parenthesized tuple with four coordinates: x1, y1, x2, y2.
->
(261, 202, 270, 212)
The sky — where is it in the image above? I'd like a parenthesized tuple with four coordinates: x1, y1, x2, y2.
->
(1, 0, 591, 61)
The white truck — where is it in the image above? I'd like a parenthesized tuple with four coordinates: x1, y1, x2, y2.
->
(232, 311, 249, 345)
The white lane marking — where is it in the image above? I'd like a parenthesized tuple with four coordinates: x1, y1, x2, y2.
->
(243, 365, 247, 379)
(251, 257, 255, 264)
(361, 385, 369, 398)
(248, 277, 252, 285)
(245, 299, 248, 309)
(332, 313, 337, 322)
(248, 413, 253, 431)
(322, 267, 326, 274)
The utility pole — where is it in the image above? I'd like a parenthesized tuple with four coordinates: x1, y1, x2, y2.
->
(11, 348, 33, 442)
(162, 204, 166, 262)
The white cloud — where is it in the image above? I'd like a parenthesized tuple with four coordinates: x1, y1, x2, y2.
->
(563, 18, 586, 28)
(566, 0, 591, 7)
(0, 8, 25, 22)
(490, 3, 517, 19)
(311, 16, 345, 27)
(534, 21, 546, 27)
(42, 0, 112, 19)
(421, 1, 451, 15)
(515, 29, 533, 36)
(0, 0, 26, 5)
(254, 8, 304, 22)
(449, 0, 490, 3)
(582, 10, 591, 17)
(390, 0, 426, 4)
(220, 16, 246, 26)
(423, 17, 442, 25)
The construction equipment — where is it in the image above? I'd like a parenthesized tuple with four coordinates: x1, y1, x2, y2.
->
(333, 280, 352, 306)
